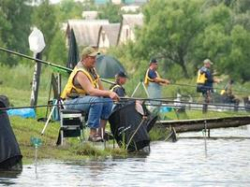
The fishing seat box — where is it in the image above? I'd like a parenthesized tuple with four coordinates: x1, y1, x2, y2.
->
(59, 109, 86, 145)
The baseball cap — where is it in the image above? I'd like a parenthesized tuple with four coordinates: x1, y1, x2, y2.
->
(203, 58, 213, 65)
(116, 71, 128, 78)
(81, 47, 100, 57)
(150, 58, 158, 64)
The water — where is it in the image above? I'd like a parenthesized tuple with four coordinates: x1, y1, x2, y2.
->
(1, 126, 250, 187)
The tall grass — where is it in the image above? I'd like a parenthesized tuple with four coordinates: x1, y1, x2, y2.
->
(0, 64, 62, 117)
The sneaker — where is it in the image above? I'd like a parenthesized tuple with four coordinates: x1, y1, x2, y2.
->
(88, 135, 103, 142)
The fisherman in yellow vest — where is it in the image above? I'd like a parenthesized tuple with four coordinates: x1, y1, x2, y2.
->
(109, 71, 127, 97)
(61, 47, 119, 142)
(196, 59, 220, 113)
(144, 58, 170, 99)
(220, 79, 240, 111)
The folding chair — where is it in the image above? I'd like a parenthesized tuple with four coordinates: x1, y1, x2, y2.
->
(58, 109, 87, 145)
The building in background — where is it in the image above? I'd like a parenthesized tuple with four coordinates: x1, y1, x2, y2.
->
(66, 19, 109, 48)
(121, 5, 140, 12)
(97, 24, 120, 51)
(82, 11, 99, 20)
(118, 13, 143, 45)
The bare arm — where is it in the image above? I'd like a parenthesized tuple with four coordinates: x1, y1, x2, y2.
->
(97, 79, 104, 90)
(154, 77, 170, 85)
(76, 72, 119, 100)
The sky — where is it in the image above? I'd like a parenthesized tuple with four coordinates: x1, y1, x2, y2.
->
(50, 0, 61, 4)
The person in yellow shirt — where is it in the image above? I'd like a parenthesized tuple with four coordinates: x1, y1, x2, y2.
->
(196, 59, 220, 113)
(61, 47, 119, 142)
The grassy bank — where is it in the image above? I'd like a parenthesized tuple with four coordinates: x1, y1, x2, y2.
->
(10, 116, 128, 163)
(1, 64, 250, 163)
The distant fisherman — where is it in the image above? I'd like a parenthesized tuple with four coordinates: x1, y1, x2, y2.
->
(144, 58, 170, 113)
(196, 59, 220, 113)
(110, 71, 128, 97)
(144, 58, 170, 99)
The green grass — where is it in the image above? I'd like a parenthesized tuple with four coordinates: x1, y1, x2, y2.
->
(149, 127, 171, 141)
(159, 109, 249, 121)
(10, 116, 127, 163)
(2, 64, 250, 162)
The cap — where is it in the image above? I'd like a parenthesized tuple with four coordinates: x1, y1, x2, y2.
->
(203, 58, 213, 65)
(116, 71, 127, 78)
(150, 58, 158, 64)
(81, 47, 99, 57)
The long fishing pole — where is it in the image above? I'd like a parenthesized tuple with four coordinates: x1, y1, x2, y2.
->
(1, 47, 250, 95)
(1, 47, 250, 110)
(0, 47, 71, 72)
(1, 96, 250, 114)
(0, 47, 114, 84)
(170, 82, 250, 95)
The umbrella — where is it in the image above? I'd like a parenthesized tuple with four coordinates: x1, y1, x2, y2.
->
(96, 55, 126, 79)
(67, 29, 79, 69)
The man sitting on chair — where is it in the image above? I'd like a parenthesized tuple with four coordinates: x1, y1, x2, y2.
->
(61, 47, 119, 142)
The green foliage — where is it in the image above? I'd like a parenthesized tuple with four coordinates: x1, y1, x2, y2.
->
(111, 0, 250, 83)
(0, 0, 32, 66)
(136, 0, 205, 78)
(48, 30, 68, 66)
(0, 64, 51, 91)
(149, 127, 171, 141)
(32, 0, 58, 60)
(223, 25, 250, 82)
(55, 0, 85, 22)
(98, 2, 121, 23)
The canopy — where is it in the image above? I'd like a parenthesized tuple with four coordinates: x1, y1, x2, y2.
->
(67, 29, 79, 69)
(96, 55, 126, 79)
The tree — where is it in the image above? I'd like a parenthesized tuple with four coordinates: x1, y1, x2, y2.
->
(192, 4, 232, 67)
(55, 0, 85, 22)
(98, 3, 121, 23)
(222, 25, 250, 82)
(196, 4, 250, 82)
(0, 0, 32, 66)
(48, 29, 67, 66)
(32, 0, 58, 60)
(135, 0, 205, 78)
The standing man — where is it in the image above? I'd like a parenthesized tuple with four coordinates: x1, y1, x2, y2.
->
(144, 58, 170, 99)
(110, 71, 128, 97)
(61, 47, 119, 142)
(197, 59, 219, 113)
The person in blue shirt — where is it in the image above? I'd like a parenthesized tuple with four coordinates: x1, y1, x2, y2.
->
(144, 58, 170, 99)
(197, 59, 220, 113)
(110, 71, 127, 97)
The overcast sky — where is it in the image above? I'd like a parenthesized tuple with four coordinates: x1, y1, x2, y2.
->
(50, 0, 61, 4)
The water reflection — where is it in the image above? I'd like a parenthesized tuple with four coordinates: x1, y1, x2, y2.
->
(1, 126, 250, 186)
(0, 169, 22, 186)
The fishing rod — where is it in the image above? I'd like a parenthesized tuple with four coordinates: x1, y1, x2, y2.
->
(169, 82, 250, 95)
(0, 47, 114, 85)
(1, 47, 250, 95)
(1, 96, 249, 113)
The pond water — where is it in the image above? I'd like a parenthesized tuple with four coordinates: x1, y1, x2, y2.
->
(1, 126, 250, 187)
